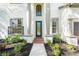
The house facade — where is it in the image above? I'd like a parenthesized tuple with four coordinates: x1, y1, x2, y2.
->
(0, 3, 79, 45)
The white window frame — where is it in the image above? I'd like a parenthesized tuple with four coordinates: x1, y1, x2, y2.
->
(70, 18, 79, 36)
(52, 18, 59, 35)
(8, 18, 24, 35)
(73, 22, 79, 36)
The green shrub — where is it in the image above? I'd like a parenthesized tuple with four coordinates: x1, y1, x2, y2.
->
(1, 51, 10, 56)
(3, 35, 21, 44)
(4, 36, 11, 44)
(52, 44, 60, 49)
(12, 35, 21, 43)
(13, 35, 21, 40)
(47, 40, 52, 47)
(53, 35, 61, 44)
(65, 44, 74, 49)
(13, 44, 23, 54)
(22, 39, 27, 46)
(52, 49, 60, 56)
(3, 35, 27, 45)
(51, 44, 61, 56)
(65, 44, 75, 52)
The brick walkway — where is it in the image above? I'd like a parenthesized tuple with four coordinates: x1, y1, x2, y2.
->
(33, 37, 44, 44)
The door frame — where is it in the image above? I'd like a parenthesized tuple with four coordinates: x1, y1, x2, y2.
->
(36, 21, 42, 37)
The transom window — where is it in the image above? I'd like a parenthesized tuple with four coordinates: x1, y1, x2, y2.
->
(52, 18, 58, 34)
(36, 4, 42, 16)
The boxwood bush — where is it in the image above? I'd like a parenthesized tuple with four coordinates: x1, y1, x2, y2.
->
(47, 40, 52, 47)
(53, 35, 61, 44)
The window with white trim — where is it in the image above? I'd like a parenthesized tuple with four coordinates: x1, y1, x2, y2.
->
(8, 18, 24, 35)
(74, 22, 79, 36)
(52, 18, 58, 34)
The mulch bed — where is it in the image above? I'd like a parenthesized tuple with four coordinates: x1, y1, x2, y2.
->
(0, 43, 33, 56)
(44, 43, 66, 56)
(17, 43, 33, 56)
(44, 43, 52, 56)
(44, 43, 79, 56)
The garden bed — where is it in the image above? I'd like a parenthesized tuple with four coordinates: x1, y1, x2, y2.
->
(44, 43, 79, 56)
(44, 43, 52, 56)
(44, 43, 63, 56)
(0, 43, 33, 56)
(17, 43, 33, 56)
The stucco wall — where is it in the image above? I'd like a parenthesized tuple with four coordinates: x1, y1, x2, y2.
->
(0, 3, 29, 39)
(0, 3, 69, 43)
(59, 7, 79, 45)
(0, 4, 10, 39)
(59, 7, 72, 41)
(50, 3, 66, 18)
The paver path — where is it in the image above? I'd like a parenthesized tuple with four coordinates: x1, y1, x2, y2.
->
(30, 43, 47, 56)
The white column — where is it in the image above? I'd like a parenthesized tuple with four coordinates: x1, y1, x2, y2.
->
(46, 3, 50, 35)
(28, 3, 32, 35)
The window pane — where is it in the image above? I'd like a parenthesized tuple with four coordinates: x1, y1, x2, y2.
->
(8, 18, 24, 35)
(52, 18, 58, 34)
(52, 28, 56, 33)
(36, 5, 42, 16)
(52, 24, 56, 27)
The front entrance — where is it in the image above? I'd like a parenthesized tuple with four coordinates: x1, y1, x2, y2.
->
(36, 21, 42, 37)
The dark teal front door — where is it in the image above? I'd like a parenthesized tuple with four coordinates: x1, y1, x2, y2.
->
(36, 21, 42, 37)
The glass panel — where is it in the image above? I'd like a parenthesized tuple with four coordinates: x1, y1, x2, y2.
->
(52, 21, 57, 33)
(10, 19, 18, 27)
(36, 5, 42, 16)
(52, 18, 59, 34)
(52, 28, 56, 33)
(37, 22, 41, 35)
(8, 18, 24, 35)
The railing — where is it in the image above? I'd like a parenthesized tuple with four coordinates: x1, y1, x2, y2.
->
(8, 26, 24, 35)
